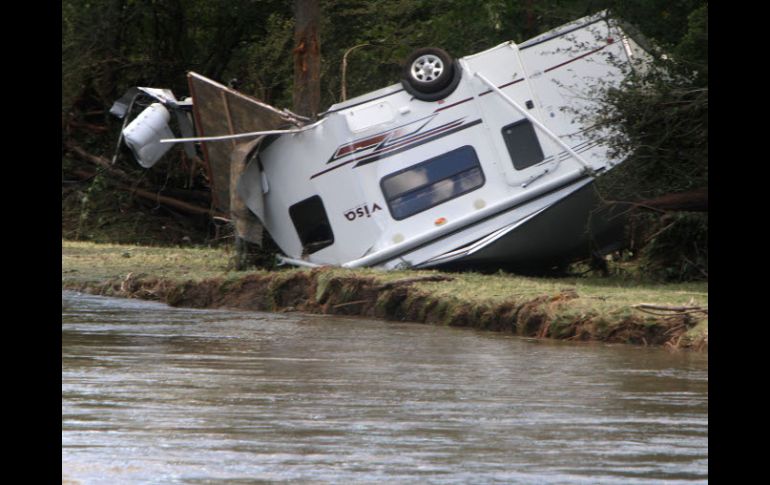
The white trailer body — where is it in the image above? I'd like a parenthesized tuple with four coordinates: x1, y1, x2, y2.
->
(248, 12, 648, 270)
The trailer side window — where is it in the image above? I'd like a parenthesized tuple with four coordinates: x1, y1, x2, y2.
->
(381, 145, 485, 220)
(289, 195, 334, 254)
(502, 119, 545, 170)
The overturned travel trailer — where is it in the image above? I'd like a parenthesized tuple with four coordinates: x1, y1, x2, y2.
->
(111, 11, 650, 272)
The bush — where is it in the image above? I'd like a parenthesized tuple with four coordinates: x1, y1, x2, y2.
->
(633, 212, 708, 281)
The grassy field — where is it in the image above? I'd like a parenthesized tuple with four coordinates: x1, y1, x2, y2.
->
(62, 240, 708, 350)
(62, 240, 237, 283)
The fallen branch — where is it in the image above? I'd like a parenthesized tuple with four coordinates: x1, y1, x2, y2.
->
(125, 185, 225, 218)
(66, 119, 109, 133)
(70, 169, 225, 218)
(682, 255, 709, 279)
(377, 275, 454, 290)
(638, 187, 708, 212)
(602, 187, 709, 218)
(120, 272, 134, 293)
(602, 199, 667, 214)
(632, 303, 708, 316)
(333, 299, 371, 309)
(64, 142, 134, 183)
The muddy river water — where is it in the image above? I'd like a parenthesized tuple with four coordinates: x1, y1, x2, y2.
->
(62, 291, 707, 484)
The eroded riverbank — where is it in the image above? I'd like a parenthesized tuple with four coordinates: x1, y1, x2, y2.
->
(62, 241, 708, 350)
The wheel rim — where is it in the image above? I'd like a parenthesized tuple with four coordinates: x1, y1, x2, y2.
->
(410, 54, 444, 83)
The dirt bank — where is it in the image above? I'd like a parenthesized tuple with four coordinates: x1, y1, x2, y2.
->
(62, 241, 708, 351)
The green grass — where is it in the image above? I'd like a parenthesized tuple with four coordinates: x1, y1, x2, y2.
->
(62, 240, 240, 283)
(62, 240, 707, 312)
(410, 271, 707, 309)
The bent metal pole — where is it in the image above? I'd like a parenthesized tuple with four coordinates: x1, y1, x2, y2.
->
(159, 129, 304, 144)
(473, 71, 597, 177)
(159, 118, 326, 144)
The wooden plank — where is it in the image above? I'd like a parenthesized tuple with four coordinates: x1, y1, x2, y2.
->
(186, 72, 299, 213)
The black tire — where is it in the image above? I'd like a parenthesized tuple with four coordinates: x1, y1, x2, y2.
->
(401, 48, 462, 101)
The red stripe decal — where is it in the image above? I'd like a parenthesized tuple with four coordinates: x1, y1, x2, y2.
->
(433, 97, 474, 112)
(543, 42, 612, 73)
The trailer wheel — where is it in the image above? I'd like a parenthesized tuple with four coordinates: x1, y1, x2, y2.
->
(401, 48, 462, 101)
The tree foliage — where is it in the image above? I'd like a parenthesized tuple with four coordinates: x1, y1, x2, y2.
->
(587, 2, 708, 280)
(593, 2, 708, 200)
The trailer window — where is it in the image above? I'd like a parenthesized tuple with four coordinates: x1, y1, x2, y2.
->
(381, 145, 485, 220)
(289, 195, 334, 254)
(502, 119, 544, 170)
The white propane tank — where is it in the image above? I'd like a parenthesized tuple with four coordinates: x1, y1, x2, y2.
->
(122, 102, 175, 168)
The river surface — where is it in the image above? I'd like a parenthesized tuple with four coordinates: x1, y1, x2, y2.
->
(62, 291, 708, 484)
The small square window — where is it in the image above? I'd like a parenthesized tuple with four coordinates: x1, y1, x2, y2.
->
(502, 119, 545, 170)
(289, 195, 334, 254)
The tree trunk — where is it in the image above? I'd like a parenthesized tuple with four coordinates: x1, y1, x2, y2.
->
(293, 0, 321, 118)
